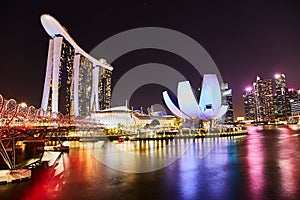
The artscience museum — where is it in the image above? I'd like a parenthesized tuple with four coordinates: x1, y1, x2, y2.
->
(162, 74, 228, 121)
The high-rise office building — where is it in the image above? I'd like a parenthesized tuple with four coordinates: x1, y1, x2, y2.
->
(244, 73, 300, 122)
(221, 83, 233, 123)
(243, 76, 275, 122)
(243, 87, 256, 121)
(98, 59, 112, 110)
(286, 88, 300, 116)
(274, 73, 289, 120)
(254, 76, 275, 122)
(58, 37, 75, 115)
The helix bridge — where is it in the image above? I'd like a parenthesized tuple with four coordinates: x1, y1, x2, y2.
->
(0, 94, 102, 170)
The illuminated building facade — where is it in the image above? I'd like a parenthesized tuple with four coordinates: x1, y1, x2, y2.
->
(99, 65, 112, 110)
(244, 73, 300, 122)
(243, 87, 256, 121)
(274, 73, 289, 120)
(243, 76, 275, 122)
(42, 36, 75, 116)
(58, 37, 75, 115)
(287, 88, 300, 116)
(221, 83, 233, 123)
(254, 76, 275, 122)
(78, 56, 93, 116)
(40, 14, 113, 117)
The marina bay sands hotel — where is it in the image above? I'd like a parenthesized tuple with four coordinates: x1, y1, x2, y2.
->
(40, 14, 113, 117)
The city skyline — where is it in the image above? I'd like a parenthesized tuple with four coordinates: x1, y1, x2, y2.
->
(1, 1, 300, 118)
(243, 72, 300, 122)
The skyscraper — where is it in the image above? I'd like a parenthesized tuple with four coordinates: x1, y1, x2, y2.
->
(98, 59, 112, 110)
(274, 73, 289, 120)
(286, 88, 300, 116)
(254, 76, 275, 122)
(243, 87, 256, 121)
(244, 73, 300, 122)
(40, 14, 113, 118)
(221, 83, 233, 123)
(78, 56, 93, 116)
(243, 76, 275, 122)
(58, 37, 75, 115)
(41, 36, 75, 116)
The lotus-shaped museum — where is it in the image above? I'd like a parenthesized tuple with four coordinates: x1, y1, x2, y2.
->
(162, 74, 228, 121)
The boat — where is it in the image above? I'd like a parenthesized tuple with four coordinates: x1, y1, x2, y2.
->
(118, 137, 125, 143)
(79, 137, 99, 142)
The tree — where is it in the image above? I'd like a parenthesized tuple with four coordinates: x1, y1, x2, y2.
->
(174, 118, 182, 128)
(150, 119, 160, 127)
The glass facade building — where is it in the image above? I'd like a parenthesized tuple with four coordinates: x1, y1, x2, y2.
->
(58, 37, 75, 115)
(99, 68, 112, 110)
(42, 37, 113, 117)
(243, 73, 300, 122)
(274, 74, 289, 120)
(254, 76, 275, 122)
(40, 14, 114, 118)
(221, 83, 233, 123)
(243, 76, 275, 122)
(45, 36, 75, 115)
(287, 89, 300, 116)
(78, 56, 93, 116)
(243, 89, 256, 121)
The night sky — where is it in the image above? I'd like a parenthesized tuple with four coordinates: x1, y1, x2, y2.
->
(1, 0, 300, 118)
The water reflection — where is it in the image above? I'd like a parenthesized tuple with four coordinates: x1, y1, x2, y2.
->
(246, 126, 266, 199)
(277, 127, 300, 198)
(20, 152, 66, 200)
(1, 127, 300, 199)
(84, 139, 198, 173)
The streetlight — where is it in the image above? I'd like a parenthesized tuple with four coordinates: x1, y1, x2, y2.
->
(16, 102, 28, 126)
(19, 102, 27, 108)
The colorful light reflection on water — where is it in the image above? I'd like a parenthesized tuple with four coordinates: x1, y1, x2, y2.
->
(1, 126, 300, 200)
